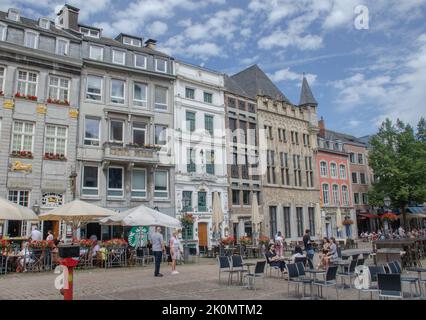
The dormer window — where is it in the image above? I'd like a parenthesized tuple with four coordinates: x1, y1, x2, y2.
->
(24, 30, 39, 49)
(0, 23, 7, 41)
(7, 8, 20, 22)
(123, 36, 141, 47)
(39, 18, 50, 29)
(112, 50, 125, 65)
(155, 58, 167, 73)
(80, 27, 100, 38)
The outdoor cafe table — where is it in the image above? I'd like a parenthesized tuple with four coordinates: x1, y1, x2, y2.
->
(406, 267, 426, 297)
(341, 249, 372, 259)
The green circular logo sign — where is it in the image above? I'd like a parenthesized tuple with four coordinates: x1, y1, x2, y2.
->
(128, 226, 149, 247)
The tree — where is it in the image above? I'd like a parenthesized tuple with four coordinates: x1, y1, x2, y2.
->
(368, 118, 426, 228)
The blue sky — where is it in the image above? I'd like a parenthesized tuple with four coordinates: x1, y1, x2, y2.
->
(4, 0, 426, 137)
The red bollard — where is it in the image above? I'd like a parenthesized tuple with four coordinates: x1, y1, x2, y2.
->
(59, 258, 79, 300)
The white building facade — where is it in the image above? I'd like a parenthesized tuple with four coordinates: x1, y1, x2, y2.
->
(174, 62, 228, 254)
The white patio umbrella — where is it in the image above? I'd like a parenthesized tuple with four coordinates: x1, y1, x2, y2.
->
(211, 192, 223, 238)
(0, 197, 39, 221)
(315, 202, 322, 238)
(336, 207, 343, 237)
(251, 193, 260, 242)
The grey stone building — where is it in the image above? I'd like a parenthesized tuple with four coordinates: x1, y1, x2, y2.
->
(0, 7, 82, 239)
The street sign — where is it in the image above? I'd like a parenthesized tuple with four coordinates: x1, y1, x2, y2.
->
(128, 226, 149, 247)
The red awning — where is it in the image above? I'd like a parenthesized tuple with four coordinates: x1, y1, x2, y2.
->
(358, 213, 378, 219)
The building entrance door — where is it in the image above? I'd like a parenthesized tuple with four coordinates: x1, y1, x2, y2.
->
(198, 222, 208, 248)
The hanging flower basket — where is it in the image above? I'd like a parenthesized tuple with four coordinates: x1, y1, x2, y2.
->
(258, 236, 270, 245)
(79, 239, 95, 248)
(180, 214, 194, 227)
(239, 236, 252, 246)
(381, 213, 398, 221)
(221, 236, 235, 246)
(342, 219, 354, 225)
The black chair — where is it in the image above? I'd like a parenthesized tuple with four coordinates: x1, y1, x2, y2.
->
(0, 255, 7, 275)
(377, 273, 403, 299)
(265, 253, 283, 278)
(388, 261, 420, 298)
(357, 266, 384, 300)
(285, 263, 313, 299)
(312, 265, 339, 300)
(218, 256, 240, 285)
(338, 259, 358, 288)
(230, 255, 248, 284)
(243, 260, 266, 290)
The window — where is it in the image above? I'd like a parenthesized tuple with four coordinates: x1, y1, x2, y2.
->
(155, 58, 167, 73)
(182, 191, 192, 211)
(154, 170, 169, 198)
(204, 92, 213, 104)
(205, 115, 214, 136)
(320, 161, 328, 177)
(339, 164, 347, 179)
(45, 125, 67, 155)
(154, 86, 168, 110)
(108, 167, 124, 197)
(269, 206, 277, 238)
(352, 172, 358, 184)
(39, 18, 50, 29)
(86, 75, 102, 101)
(308, 207, 315, 235)
(7, 9, 20, 22)
(8, 190, 29, 207)
(296, 207, 304, 237)
(206, 149, 215, 175)
(322, 184, 330, 205)
(133, 82, 147, 107)
(132, 122, 146, 146)
(131, 168, 146, 198)
(293, 155, 302, 187)
(349, 153, 355, 163)
(248, 103, 255, 113)
(80, 27, 100, 38)
(232, 189, 240, 205)
(0, 67, 5, 92)
(11, 121, 34, 152)
(283, 207, 291, 238)
(360, 173, 366, 184)
(362, 193, 368, 205)
(332, 184, 340, 206)
(228, 97, 236, 108)
(112, 50, 125, 65)
(110, 79, 125, 104)
(358, 153, 364, 164)
(24, 30, 38, 49)
(89, 45, 103, 60)
(123, 37, 141, 47)
(186, 111, 196, 132)
(84, 117, 100, 146)
(185, 87, 195, 99)
(17, 70, 37, 96)
(187, 148, 196, 173)
(305, 156, 314, 187)
(41, 193, 63, 208)
(238, 100, 246, 111)
(109, 120, 124, 143)
(134, 54, 147, 69)
(0, 23, 6, 41)
(342, 186, 349, 206)
(155, 125, 168, 145)
(354, 193, 360, 205)
(330, 163, 337, 178)
(82, 166, 99, 196)
(56, 38, 69, 55)
(198, 192, 207, 212)
(48, 76, 69, 102)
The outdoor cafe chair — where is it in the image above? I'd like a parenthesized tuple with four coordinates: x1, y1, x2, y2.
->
(0, 255, 7, 275)
(243, 260, 266, 290)
(377, 273, 403, 300)
(387, 261, 420, 298)
(230, 255, 248, 284)
(285, 263, 313, 299)
(217, 256, 240, 285)
(135, 247, 150, 266)
(312, 265, 339, 300)
(357, 266, 385, 300)
(27, 249, 45, 272)
(337, 259, 358, 288)
(265, 253, 283, 278)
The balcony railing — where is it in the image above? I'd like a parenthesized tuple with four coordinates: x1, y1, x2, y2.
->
(103, 142, 160, 163)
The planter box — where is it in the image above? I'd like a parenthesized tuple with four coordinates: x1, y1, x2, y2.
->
(58, 245, 80, 258)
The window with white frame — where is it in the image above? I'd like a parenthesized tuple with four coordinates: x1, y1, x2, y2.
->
(332, 184, 340, 206)
(155, 58, 167, 73)
(0, 23, 7, 41)
(108, 167, 124, 197)
(17, 70, 37, 96)
(41, 192, 63, 208)
(24, 30, 38, 49)
(322, 184, 330, 205)
(110, 79, 125, 104)
(204, 92, 213, 104)
(154, 170, 168, 198)
(155, 125, 168, 145)
(0, 66, 5, 92)
(7, 9, 20, 22)
(39, 18, 50, 29)
(354, 193, 360, 205)
(89, 45, 103, 60)
(45, 125, 67, 156)
(84, 117, 101, 146)
(185, 87, 195, 99)
(112, 50, 125, 65)
(132, 122, 146, 146)
(80, 27, 99, 38)
(123, 37, 141, 47)
(82, 166, 99, 196)
(358, 153, 364, 164)
(131, 168, 146, 198)
(56, 38, 69, 55)
(154, 86, 167, 110)
(8, 190, 29, 207)
(109, 120, 124, 143)
(339, 164, 347, 179)
(134, 54, 147, 69)
(133, 82, 147, 107)
(48, 76, 69, 102)
(86, 75, 102, 101)
(342, 185, 349, 206)
(11, 121, 34, 152)
(330, 162, 337, 178)
(362, 193, 368, 205)
(320, 161, 328, 177)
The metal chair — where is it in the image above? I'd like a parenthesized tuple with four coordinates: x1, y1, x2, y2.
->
(218, 256, 240, 285)
(0, 255, 7, 275)
(338, 259, 358, 288)
(357, 265, 385, 300)
(265, 253, 283, 278)
(377, 273, 403, 300)
(230, 255, 248, 284)
(285, 263, 313, 299)
(27, 249, 45, 272)
(388, 261, 420, 298)
(312, 265, 339, 300)
(243, 260, 266, 290)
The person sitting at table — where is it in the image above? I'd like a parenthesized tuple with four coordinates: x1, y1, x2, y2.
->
(291, 246, 306, 263)
(265, 244, 286, 272)
(323, 237, 338, 268)
(318, 237, 330, 269)
(16, 242, 34, 273)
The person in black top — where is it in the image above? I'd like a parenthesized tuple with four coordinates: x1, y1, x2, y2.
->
(303, 229, 315, 261)
(265, 243, 286, 272)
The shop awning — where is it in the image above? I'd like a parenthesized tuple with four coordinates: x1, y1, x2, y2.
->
(358, 213, 379, 219)
(407, 207, 425, 214)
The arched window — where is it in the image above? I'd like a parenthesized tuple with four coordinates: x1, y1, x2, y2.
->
(330, 162, 337, 178)
(320, 161, 328, 177)
(342, 185, 349, 206)
(332, 184, 340, 206)
(322, 184, 330, 205)
(339, 164, 346, 179)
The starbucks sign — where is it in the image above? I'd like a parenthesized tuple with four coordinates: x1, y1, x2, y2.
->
(128, 226, 149, 247)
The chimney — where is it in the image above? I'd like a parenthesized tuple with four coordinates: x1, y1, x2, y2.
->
(145, 39, 157, 50)
(319, 116, 325, 138)
(56, 4, 80, 31)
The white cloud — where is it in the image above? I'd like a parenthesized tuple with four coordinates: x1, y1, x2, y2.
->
(148, 21, 168, 37)
(269, 68, 317, 85)
(258, 29, 323, 51)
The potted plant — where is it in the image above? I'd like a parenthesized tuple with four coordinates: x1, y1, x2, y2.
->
(79, 239, 94, 248)
(221, 236, 235, 248)
(180, 214, 194, 227)
(239, 236, 252, 246)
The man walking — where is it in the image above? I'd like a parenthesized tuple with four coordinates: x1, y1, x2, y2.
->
(30, 225, 42, 241)
(303, 229, 315, 262)
(150, 226, 165, 277)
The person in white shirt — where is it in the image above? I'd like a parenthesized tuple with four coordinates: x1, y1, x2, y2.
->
(46, 230, 54, 241)
(291, 246, 306, 263)
(170, 230, 182, 275)
(30, 226, 42, 241)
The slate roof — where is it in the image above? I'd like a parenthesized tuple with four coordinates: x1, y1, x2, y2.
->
(324, 129, 366, 147)
(230, 65, 290, 103)
(299, 76, 318, 106)
(224, 74, 250, 98)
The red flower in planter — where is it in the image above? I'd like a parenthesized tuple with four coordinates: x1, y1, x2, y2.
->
(47, 98, 52, 103)
(15, 92, 21, 98)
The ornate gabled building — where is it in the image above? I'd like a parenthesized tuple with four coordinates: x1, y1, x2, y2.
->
(231, 66, 320, 240)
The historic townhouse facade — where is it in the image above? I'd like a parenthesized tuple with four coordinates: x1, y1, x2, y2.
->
(0, 7, 82, 239)
(231, 67, 320, 240)
(224, 75, 261, 240)
(174, 61, 228, 252)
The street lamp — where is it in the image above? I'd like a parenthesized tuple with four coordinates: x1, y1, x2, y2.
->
(384, 197, 391, 209)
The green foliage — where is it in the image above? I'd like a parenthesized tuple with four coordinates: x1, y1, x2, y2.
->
(368, 118, 426, 227)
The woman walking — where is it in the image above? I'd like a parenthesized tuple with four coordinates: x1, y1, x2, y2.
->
(170, 230, 182, 275)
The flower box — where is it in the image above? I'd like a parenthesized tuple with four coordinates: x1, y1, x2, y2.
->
(43, 152, 67, 161)
(180, 214, 194, 226)
(79, 239, 94, 248)
(342, 219, 354, 225)
(103, 238, 128, 248)
(47, 98, 70, 106)
(239, 236, 252, 245)
(221, 236, 235, 246)
(15, 93, 38, 101)
(258, 236, 270, 245)
(29, 240, 55, 249)
(11, 150, 33, 159)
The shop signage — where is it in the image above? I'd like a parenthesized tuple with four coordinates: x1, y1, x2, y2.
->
(128, 226, 149, 247)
